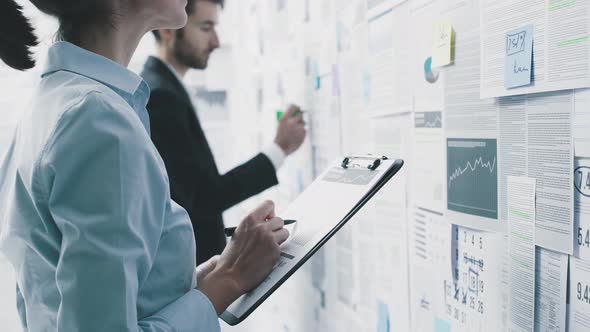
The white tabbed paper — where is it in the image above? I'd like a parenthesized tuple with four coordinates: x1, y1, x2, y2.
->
(534, 247, 567, 332)
(568, 256, 590, 331)
(499, 91, 574, 254)
(481, 0, 590, 98)
(225, 158, 401, 319)
(507, 176, 536, 332)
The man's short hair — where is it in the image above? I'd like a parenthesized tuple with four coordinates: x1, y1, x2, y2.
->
(152, 0, 224, 41)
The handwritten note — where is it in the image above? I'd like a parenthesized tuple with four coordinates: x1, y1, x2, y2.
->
(505, 25, 533, 89)
(432, 22, 454, 68)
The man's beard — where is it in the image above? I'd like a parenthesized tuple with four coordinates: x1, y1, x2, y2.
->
(174, 43, 208, 70)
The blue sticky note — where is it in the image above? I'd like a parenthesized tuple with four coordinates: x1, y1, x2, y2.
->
(434, 317, 451, 332)
(505, 25, 533, 89)
(377, 301, 390, 332)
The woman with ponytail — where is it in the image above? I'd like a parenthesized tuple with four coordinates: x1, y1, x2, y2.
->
(0, 1, 38, 70)
(0, 1, 288, 331)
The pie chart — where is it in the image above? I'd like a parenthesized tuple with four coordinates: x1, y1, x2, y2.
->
(424, 56, 440, 84)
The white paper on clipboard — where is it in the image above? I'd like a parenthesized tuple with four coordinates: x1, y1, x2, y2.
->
(221, 156, 404, 325)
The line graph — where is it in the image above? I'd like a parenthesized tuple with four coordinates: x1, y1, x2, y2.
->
(448, 156, 497, 188)
(415, 111, 442, 129)
(447, 139, 498, 219)
(424, 116, 442, 128)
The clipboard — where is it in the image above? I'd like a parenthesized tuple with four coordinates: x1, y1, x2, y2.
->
(221, 156, 404, 325)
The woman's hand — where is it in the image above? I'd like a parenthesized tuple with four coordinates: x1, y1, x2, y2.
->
(196, 255, 219, 284)
(197, 201, 289, 315)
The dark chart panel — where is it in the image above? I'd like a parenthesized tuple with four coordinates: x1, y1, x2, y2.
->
(447, 138, 498, 219)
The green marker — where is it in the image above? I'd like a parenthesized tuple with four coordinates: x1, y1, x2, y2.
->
(276, 109, 303, 121)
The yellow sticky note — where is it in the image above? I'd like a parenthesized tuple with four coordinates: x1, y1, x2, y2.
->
(432, 22, 454, 68)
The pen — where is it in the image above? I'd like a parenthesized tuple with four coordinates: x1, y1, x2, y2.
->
(224, 219, 297, 237)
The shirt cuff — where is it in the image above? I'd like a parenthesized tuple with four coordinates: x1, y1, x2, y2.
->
(151, 289, 220, 332)
(263, 143, 287, 170)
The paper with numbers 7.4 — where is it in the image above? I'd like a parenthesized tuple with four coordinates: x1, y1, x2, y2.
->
(221, 157, 404, 325)
(575, 157, 590, 260)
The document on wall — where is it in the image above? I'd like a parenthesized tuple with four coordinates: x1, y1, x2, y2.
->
(534, 247, 567, 332)
(444, 0, 501, 233)
(527, 91, 574, 254)
(575, 157, 590, 260)
(568, 256, 590, 331)
(413, 111, 445, 212)
(409, 0, 445, 112)
(366, 1, 412, 116)
(372, 177, 411, 331)
(370, 115, 412, 330)
(338, 0, 371, 155)
(335, 223, 355, 307)
(409, 207, 452, 332)
(498, 95, 528, 226)
(354, 204, 379, 311)
(480, 0, 590, 98)
(443, 226, 505, 332)
(367, 0, 408, 19)
(507, 176, 536, 332)
(309, 68, 344, 176)
(574, 89, 590, 157)
(527, 92, 574, 254)
(221, 157, 404, 325)
(499, 91, 574, 254)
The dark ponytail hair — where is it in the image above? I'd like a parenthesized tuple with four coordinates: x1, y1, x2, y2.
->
(0, 0, 114, 71)
(0, 0, 39, 71)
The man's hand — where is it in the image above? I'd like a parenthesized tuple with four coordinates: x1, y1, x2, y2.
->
(274, 104, 306, 156)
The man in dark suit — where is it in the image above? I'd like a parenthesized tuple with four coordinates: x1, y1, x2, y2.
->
(142, 0, 306, 265)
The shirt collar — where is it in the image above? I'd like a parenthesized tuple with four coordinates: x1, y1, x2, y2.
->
(42, 42, 144, 95)
(42, 42, 152, 134)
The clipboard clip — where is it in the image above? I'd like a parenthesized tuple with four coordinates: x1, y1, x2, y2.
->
(341, 155, 388, 171)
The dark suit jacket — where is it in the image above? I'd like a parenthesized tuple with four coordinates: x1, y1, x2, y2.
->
(141, 56, 279, 265)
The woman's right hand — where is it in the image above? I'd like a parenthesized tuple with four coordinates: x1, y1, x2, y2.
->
(197, 200, 289, 314)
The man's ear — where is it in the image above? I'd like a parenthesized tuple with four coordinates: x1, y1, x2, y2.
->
(158, 29, 176, 44)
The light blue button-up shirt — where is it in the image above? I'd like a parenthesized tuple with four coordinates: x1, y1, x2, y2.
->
(0, 42, 220, 331)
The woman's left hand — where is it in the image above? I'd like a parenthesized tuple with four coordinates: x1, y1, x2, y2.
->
(196, 255, 220, 284)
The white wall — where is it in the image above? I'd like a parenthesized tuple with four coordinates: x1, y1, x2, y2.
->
(4, 0, 586, 331)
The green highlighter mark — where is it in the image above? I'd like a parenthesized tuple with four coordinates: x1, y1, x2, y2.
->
(509, 208, 530, 219)
(558, 36, 589, 47)
(549, 0, 577, 11)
